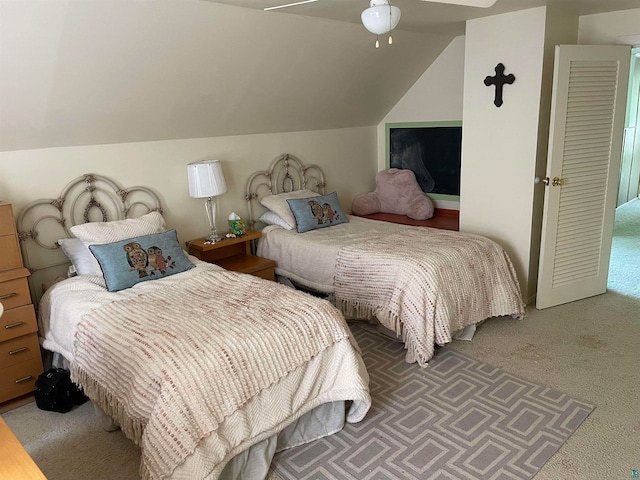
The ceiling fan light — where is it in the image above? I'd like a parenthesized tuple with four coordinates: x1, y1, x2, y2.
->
(361, 1, 401, 35)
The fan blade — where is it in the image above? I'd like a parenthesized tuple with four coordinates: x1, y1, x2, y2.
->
(417, 0, 497, 7)
(264, 0, 318, 11)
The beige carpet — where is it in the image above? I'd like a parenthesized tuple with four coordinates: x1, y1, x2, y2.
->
(3, 199, 638, 480)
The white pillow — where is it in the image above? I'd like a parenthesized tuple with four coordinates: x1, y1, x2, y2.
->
(70, 211, 167, 274)
(259, 210, 294, 230)
(259, 189, 320, 228)
(58, 238, 95, 275)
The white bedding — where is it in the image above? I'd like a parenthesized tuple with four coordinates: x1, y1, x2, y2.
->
(257, 217, 525, 365)
(257, 216, 406, 292)
(334, 227, 525, 365)
(38, 256, 221, 361)
(37, 257, 371, 479)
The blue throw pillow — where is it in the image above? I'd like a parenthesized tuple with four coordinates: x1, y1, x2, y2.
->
(89, 229, 195, 292)
(286, 191, 349, 233)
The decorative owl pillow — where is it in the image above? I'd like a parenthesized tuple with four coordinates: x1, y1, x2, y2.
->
(70, 211, 167, 276)
(89, 229, 195, 292)
(286, 191, 349, 233)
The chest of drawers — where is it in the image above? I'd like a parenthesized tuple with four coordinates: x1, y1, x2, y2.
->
(0, 202, 43, 404)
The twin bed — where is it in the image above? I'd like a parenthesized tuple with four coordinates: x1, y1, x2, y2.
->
(248, 154, 526, 366)
(18, 174, 370, 480)
(18, 158, 525, 480)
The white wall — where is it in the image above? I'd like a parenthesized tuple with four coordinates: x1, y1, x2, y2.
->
(578, 8, 640, 45)
(459, 7, 548, 301)
(379, 36, 465, 129)
(375, 36, 466, 209)
(0, 127, 376, 246)
(578, 10, 640, 204)
(0, 0, 451, 152)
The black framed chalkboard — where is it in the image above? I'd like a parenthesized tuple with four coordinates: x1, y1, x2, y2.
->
(386, 121, 462, 200)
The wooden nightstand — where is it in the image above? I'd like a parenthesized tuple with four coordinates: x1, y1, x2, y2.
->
(187, 230, 276, 281)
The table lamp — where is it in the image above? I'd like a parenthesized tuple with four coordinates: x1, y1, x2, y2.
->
(187, 160, 228, 242)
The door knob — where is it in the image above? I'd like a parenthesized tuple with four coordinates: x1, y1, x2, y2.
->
(535, 177, 564, 187)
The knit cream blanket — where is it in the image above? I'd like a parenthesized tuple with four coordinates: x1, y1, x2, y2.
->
(335, 228, 525, 366)
(71, 269, 357, 480)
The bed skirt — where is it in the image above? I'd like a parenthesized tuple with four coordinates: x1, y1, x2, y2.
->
(51, 350, 349, 480)
(90, 399, 347, 480)
(219, 401, 346, 479)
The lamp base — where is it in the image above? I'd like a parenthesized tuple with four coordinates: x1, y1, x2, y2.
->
(207, 231, 223, 243)
(204, 197, 222, 243)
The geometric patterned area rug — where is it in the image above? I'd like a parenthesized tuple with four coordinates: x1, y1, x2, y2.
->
(271, 324, 594, 480)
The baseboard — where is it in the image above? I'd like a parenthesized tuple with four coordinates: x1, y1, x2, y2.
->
(525, 294, 536, 306)
(0, 394, 35, 415)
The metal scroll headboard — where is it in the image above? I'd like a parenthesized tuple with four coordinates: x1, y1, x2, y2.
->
(16, 173, 163, 303)
(245, 153, 326, 228)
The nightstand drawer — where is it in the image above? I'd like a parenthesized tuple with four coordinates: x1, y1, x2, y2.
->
(0, 356, 43, 403)
(251, 266, 276, 281)
(0, 334, 41, 368)
(0, 305, 37, 342)
(0, 277, 32, 310)
(217, 255, 276, 280)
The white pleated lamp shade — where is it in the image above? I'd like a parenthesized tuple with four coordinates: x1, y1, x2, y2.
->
(187, 160, 227, 198)
(361, 0, 401, 35)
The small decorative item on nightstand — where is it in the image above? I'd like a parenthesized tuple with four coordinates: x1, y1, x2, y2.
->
(227, 212, 247, 237)
(187, 230, 276, 281)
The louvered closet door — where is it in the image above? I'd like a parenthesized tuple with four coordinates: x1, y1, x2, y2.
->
(536, 45, 631, 309)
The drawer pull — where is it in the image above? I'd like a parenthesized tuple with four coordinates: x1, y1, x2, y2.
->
(0, 292, 17, 300)
(9, 347, 28, 355)
(14, 375, 33, 384)
(4, 321, 24, 329)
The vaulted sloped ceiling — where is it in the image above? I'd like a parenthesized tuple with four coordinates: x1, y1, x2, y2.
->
(0, 0, 454, 152)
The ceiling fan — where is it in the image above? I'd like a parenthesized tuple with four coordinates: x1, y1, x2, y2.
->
(264, 0, 497, 47)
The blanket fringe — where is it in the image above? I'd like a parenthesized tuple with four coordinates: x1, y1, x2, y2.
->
(335, 229, 526, 367)
(71, 365, 146, 447)
(336, 298, 430, 367)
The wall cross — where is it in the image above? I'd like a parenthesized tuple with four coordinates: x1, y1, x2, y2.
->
(484, 63, 515, 108)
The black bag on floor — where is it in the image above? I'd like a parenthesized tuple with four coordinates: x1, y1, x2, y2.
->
(35, 368, 88, 413)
